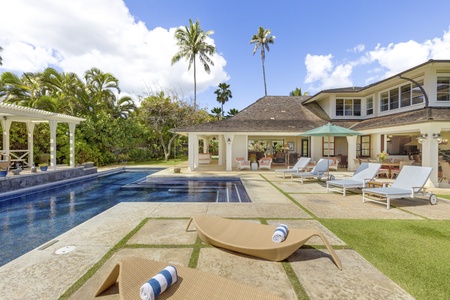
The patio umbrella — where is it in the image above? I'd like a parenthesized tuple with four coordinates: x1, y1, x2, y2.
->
(300, 122, 362, 179)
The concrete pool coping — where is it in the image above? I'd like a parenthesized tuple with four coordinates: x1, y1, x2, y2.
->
(0, 165, 449, 299)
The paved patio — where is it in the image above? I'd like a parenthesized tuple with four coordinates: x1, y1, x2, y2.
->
(0, 166, 449, 299)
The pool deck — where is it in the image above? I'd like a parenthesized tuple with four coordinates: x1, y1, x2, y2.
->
(1, 165, 450, 299)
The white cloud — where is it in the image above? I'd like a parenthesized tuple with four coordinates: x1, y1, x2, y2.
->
(304, 54, 353, 91)
(304, 26, 450, 92)
(348, 44, 365, 53)
(0, 0, 228, 99)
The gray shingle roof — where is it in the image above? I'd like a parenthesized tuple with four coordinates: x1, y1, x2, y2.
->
(174, 96, 450, 134)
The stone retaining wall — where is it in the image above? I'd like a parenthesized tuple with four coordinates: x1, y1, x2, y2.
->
(0, 166, 98, 193)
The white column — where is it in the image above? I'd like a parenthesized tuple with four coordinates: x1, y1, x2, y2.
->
(1, 119, 12, 154)
(203, 137, 209, 153)
(347, 136, 357, 171)
(49, 120, 57, 171)
(421, 129, 440, 187)
(69, 123, 76, 167)
(26, 122, 36, 167)
(218, 135, 223, 166)
(188, 133, 197, 171)
(224, 134, 234, 171)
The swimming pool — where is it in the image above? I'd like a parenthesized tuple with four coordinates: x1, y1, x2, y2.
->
(0, 169, 250, 266)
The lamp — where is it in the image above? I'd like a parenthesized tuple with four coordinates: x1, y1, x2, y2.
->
(432, 133, 448, 144)
(417, 133, 428, 144)
(227, 138, 231, 143)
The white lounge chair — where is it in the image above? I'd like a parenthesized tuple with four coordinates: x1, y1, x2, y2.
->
(291, 158, 333, 183)
(326, 163, 381, 196)
(362, 165, 436, 209)
(235, 157, 251, 170)
(274, 157, 311, 178)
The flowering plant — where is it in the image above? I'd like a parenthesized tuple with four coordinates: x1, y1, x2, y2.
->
(377, 151, 389, 162)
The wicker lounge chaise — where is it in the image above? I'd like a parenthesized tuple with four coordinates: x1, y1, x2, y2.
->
(186, 215, 342, 269)
(95, 257, 283, 299)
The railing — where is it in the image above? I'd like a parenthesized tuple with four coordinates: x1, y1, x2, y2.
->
(8, 150, 30, 168)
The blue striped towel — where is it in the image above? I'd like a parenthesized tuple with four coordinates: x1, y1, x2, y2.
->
(140, 265, 178, 300)
(272, 224, 288, 243)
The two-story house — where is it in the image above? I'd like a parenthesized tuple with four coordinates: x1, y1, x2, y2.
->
(175, 59, 450, 187)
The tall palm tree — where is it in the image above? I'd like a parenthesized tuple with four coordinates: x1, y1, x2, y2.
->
(0, 46, 3, 66)
(250, 27, 275, 96)
(214, 82, 232, 116)
(171, 19, 216, 110)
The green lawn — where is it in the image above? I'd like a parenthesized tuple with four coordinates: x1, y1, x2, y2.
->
(320, 219, 450, 300)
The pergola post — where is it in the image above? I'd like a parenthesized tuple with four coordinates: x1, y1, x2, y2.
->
(1, 118, 12, 154)
(26, 122, 36, 167)
(49, 120, 57, 171)
(69, 123, 76, 167)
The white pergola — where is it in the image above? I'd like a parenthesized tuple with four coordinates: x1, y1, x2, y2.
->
(0, 102, 85, 170)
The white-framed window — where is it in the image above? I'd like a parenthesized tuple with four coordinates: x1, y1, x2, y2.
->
(366, 96, 373, 115)
(379, 80, 424, 112)
(437, 76, 450, 101)
(335, 99, 361, 116)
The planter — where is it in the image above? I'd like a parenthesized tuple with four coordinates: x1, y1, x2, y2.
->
(0, 170, 7, 177)
(174, 167, 181, 173)
(251, 162, 258, 171)
(40, 166, 48, 172)
(12, 169, 22, 175)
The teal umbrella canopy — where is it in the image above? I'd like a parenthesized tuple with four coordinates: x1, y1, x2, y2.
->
(301, 123, 361, 137)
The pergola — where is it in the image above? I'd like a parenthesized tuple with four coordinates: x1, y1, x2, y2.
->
(0, 102, 85, 170)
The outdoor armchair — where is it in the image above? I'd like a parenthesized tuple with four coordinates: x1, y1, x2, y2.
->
(235, 157, 251, 170)
(258, 157, 272, 170)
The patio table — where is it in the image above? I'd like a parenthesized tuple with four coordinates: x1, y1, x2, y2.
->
(380, 162, 400, 178)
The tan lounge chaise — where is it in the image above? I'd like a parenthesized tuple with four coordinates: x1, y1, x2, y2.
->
(95, 257, 283, 299)
(186, 215, 342, 269)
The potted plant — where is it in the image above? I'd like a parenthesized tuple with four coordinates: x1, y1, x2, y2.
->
(38, 153, 50, 171)
(39, 163, 48, 172)
(0, 167, 7, 177)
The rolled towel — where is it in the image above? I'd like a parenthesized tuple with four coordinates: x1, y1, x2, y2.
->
(140, 265, 178, 300)
(272, 224, 288, 243)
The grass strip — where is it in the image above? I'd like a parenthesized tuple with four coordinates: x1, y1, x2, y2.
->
(320, 219, 450, 300)
(281, 261, 309, 300)
(259, 174, 318, 219)
(58, 218, 150, 299)
(188, 236, 204, 268)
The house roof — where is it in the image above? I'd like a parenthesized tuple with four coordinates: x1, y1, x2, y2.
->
(175, 96, 359, 134)
(351, 107, 450, 131)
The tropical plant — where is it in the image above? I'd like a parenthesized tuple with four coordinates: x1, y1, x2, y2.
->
(0, 46, 3, 66)
(226, 108, 239, 117)
(250, 26, 275, 96)
(171, 19, 216, 110)
(214, 82, 232, 116)
(210, 107, 223, 120)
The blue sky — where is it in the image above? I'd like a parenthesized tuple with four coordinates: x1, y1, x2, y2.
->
(1, 0, 450, 112)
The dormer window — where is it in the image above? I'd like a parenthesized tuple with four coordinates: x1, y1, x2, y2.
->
(336, 99, 361, 116)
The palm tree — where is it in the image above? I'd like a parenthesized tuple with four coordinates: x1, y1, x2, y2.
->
(250, 27, 275, 96)
(226, 108, 239, 118)
(210, 107, 222, 120)
(0, 46, 3, 66)
(214, 82, 232, 116)
(171, 19, 216, 110)
(289, 87, 309, 96)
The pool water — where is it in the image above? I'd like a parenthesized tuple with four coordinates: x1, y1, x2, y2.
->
(0, 169, 250, 266)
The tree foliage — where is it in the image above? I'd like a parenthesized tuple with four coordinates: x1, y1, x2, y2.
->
(171, 19, 216, 110)
(0, 67, 213, 165)
(214, 82, 232, 116)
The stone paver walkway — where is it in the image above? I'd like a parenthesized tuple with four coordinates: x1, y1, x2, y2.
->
(0, 166, 449, 299)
